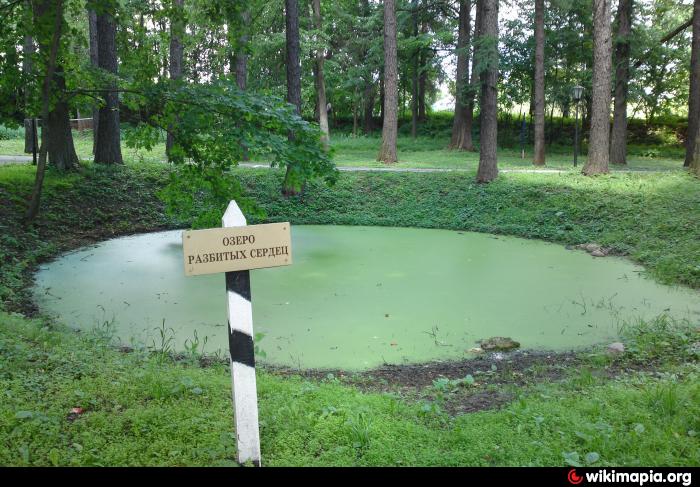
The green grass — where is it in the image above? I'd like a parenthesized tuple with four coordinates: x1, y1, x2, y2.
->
(0, 130, 166, 164)
(1, 311, 698, 466)
(0, 160, 698, 466)
(0, 129, 686, 171)
(327, 134, 685, 171)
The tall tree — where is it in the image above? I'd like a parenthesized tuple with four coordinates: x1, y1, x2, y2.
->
(45, 63, 79, 170)
(449, 0, 473, 150)
(610, 0, 632, 165)
(686, 0, 700, 167)
(418, 46, 427, 121)
(26, 0, 64, 222)
(88, 8, 98, 154)
(363, 83, 375, 133)
(32, 0, 78, 171)
(235, 8, 250, 162)
(312, 0, 329, 144)
(282, 0, 302, 195)
(360, 0, 376, 134)
(583, 0, 612, 176)
(464, 0, 483, 151)
(378, 0, 398, 163)
(23, 17, 35, 154)
(94, 1, 123, 165)
(475, 0, 498, 183)
(411, 0, 419, 139)
(533, 0, 545, 166)
(166, 0, 185, 162)
(693, 122, 700, 176)
(235, 9, 250, 90)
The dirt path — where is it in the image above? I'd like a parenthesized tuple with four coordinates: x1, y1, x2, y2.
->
(0, 155, 33, 165)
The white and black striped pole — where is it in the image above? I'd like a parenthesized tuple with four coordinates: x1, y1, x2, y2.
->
(222, 201, 262, 467)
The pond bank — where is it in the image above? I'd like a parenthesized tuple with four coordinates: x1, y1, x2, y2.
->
(1, 163, 698, 466)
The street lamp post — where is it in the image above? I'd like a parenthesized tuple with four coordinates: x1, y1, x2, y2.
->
(572, 85, 584, 168)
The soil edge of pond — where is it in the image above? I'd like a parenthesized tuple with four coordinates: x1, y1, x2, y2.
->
(261, 347, 660, 416)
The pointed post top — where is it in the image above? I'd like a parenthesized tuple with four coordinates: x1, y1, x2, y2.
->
(222, 200, 247, 228)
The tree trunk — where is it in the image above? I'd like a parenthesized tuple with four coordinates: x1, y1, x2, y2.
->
(47, 65, 78, 170)
(363, 83, 375, 133)
(533, 0, 545, 166)
(583, 91, 592, 134)
(94, 5, 123, 165)
(418, 18, 428, 122)
(465, 0, 482, 151)
(23, 30, 35, 154)
(26, 0, 64, 222)
(685, 0, 700, 167)
(411, 2, 419, 139)
(282, 0, 303, 195)
(378, 0, 398, 163)
(379, 75, 385, 124)
(353, 90, 359, 137)
(166, 0, 185, 162)
(418, 55, 427, 121)
(450, 0, 473, 150)
(610, 0, 632, 165)
(88, 8, 99, 154)
(475, 0, 498, 183)
(693, 123, 700, 176)
(312, 0, 329, 144)
(233, 10, 251, 161)
(583, 0, 612, 176)
(236, 10, 250, 90)
(547, 102, 555, 146)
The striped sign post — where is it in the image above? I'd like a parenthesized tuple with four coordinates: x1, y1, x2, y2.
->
(223, 202, 261, 466)
(182, 200, 292, 466)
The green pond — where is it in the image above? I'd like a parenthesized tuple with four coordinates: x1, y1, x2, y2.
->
(33, 226, 699, 370)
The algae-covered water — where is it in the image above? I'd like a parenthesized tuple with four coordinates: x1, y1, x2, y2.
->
(33, 226, 699, 370)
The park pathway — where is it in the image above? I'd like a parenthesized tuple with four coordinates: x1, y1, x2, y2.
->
(0, 154, 671, 174)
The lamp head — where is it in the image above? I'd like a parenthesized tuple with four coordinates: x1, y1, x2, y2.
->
(572, 85, 584, 102)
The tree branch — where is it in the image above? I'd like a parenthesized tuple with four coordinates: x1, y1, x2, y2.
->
(633, 16, 693, 69)
(0, 0, 23, 11)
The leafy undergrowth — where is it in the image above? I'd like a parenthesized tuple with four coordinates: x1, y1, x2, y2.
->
(0, 312, 698, 466)
(0, 161, 698, 466)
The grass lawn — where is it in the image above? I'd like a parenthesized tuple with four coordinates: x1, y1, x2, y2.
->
(327, 134, 685, 172)
(0, 130, 166, 165)
(0, 129, 687, 171)
(0, 160, 698, 466)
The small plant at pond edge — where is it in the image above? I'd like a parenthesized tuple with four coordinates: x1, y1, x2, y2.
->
(183, 329, 208, 363)
(91, 315, 116, 344)
(149, 319, 176, 363)
(254, 332, 267, 359)
(424, 375, 478, 412)
(618, 315, 697, 364)
(432, 375, 477, 395)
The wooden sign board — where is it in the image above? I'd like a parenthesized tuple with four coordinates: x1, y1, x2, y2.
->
(182, 222, 292, 276)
